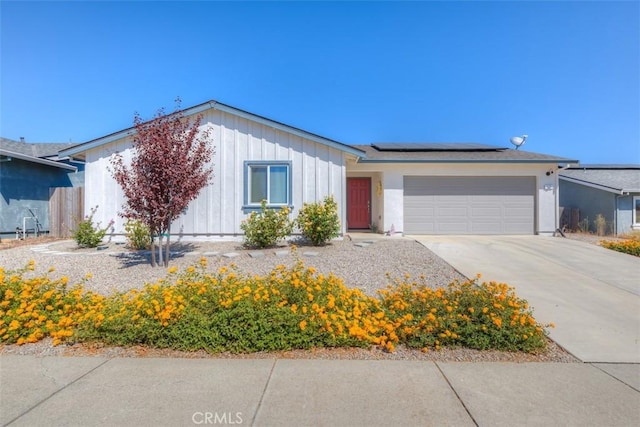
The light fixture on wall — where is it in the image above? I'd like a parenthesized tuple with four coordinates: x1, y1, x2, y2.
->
(376, 181, 383, 197)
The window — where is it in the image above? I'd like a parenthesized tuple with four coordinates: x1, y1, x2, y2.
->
(634, 196, 640, 228)
(244, 161, 292, 207)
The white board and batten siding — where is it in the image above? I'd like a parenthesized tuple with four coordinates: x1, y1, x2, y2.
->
(84, 109, 348, 237)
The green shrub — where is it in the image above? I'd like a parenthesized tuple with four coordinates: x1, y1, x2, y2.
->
(240, 200, 293, 248)
(124, 220, 152, 250)
(73, 206, 113, 248)
(296, 195, 341, 246)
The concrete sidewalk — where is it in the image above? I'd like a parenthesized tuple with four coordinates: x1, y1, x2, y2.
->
(414, 236, 640, 363)
(1, 355, 639, 426)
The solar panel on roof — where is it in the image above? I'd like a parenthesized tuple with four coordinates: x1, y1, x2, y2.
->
(371, 143, 508, 152)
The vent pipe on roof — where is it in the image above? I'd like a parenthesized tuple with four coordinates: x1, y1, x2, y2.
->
(20, 137, 25, 143)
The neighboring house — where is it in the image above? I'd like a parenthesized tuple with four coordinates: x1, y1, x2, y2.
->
(559, 165, 640, 235)
(59, 100, 578, 238)
(0, 137, 84, 236)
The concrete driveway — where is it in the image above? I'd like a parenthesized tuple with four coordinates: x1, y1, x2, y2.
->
(413, 235, 640, 363)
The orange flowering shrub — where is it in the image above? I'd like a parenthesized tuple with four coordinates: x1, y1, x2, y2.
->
(1, 260, 553, 354)
(0, 262, 104, 346)
(600, 239, 640, 257)
(378, 274, 552, 352)
(75, 259, 393, 352)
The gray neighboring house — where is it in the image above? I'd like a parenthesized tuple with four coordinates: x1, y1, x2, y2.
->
(559, 164, 640, 235)
(0, 137, 84, 237)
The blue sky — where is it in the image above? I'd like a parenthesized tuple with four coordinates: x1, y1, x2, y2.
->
(1, 1, 638, 164)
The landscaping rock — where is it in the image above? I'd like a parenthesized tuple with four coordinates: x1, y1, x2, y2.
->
(222, 252, 240, 258)
(249, 252, 265, 258)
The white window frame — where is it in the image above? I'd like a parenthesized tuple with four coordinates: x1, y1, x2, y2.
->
(244, 161, 292, 208)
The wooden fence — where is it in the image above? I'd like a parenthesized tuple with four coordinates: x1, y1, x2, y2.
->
(49, 187, 84, 237)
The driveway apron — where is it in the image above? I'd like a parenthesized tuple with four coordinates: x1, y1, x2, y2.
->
(413, 236, 640, 363)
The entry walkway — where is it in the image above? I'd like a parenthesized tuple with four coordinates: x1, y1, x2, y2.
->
(1, 355, 638, 426)
(414, 235, 640, 363)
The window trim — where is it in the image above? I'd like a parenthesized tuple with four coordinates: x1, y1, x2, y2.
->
(243, 160, 293, 210)
(633, 196, 640, 228)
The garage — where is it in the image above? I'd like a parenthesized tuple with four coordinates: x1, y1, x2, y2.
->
(403, 176, 536, 234)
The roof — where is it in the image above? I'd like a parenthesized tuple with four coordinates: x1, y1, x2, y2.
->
(0, 138, 78, 171)
(352, 143, 579, 164)
(0, 137, 77, 158)
(563, 164, 640, 170)
(560, 165, 640, 194)
(371, 142, 508, 152)
(59, 100, 366, 159)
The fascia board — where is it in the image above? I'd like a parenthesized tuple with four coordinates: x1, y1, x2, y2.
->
(59, 128, 136, 157)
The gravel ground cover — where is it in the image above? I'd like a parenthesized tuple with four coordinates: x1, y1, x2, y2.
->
(0, 235, 579, 362)
(0, 236, 465, 296)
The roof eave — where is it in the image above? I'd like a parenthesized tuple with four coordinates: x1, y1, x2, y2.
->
(59, 128, 136, 157)
(0, 149, 77, 171)
(559, 175, 632, 194)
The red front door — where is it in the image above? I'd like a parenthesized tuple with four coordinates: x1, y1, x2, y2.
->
(347, 178, 371, 229)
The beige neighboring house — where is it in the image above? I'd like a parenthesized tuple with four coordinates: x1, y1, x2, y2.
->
(59, 100, 578, 239)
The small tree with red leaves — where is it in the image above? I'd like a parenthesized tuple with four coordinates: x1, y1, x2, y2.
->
(110, 99, 214, 267)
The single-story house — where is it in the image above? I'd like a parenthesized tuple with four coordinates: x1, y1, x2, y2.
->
(59, 100, 578, 238)
(559, 164, 640, 235)
(0, 137, 84, 237)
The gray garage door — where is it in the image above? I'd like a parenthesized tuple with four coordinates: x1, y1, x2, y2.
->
(404, 176, 535, 234)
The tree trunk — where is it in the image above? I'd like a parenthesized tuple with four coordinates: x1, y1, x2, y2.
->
(164, 220, 171, 267)
(157, 234, 164, 267)
(150, 235, 157, 267)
